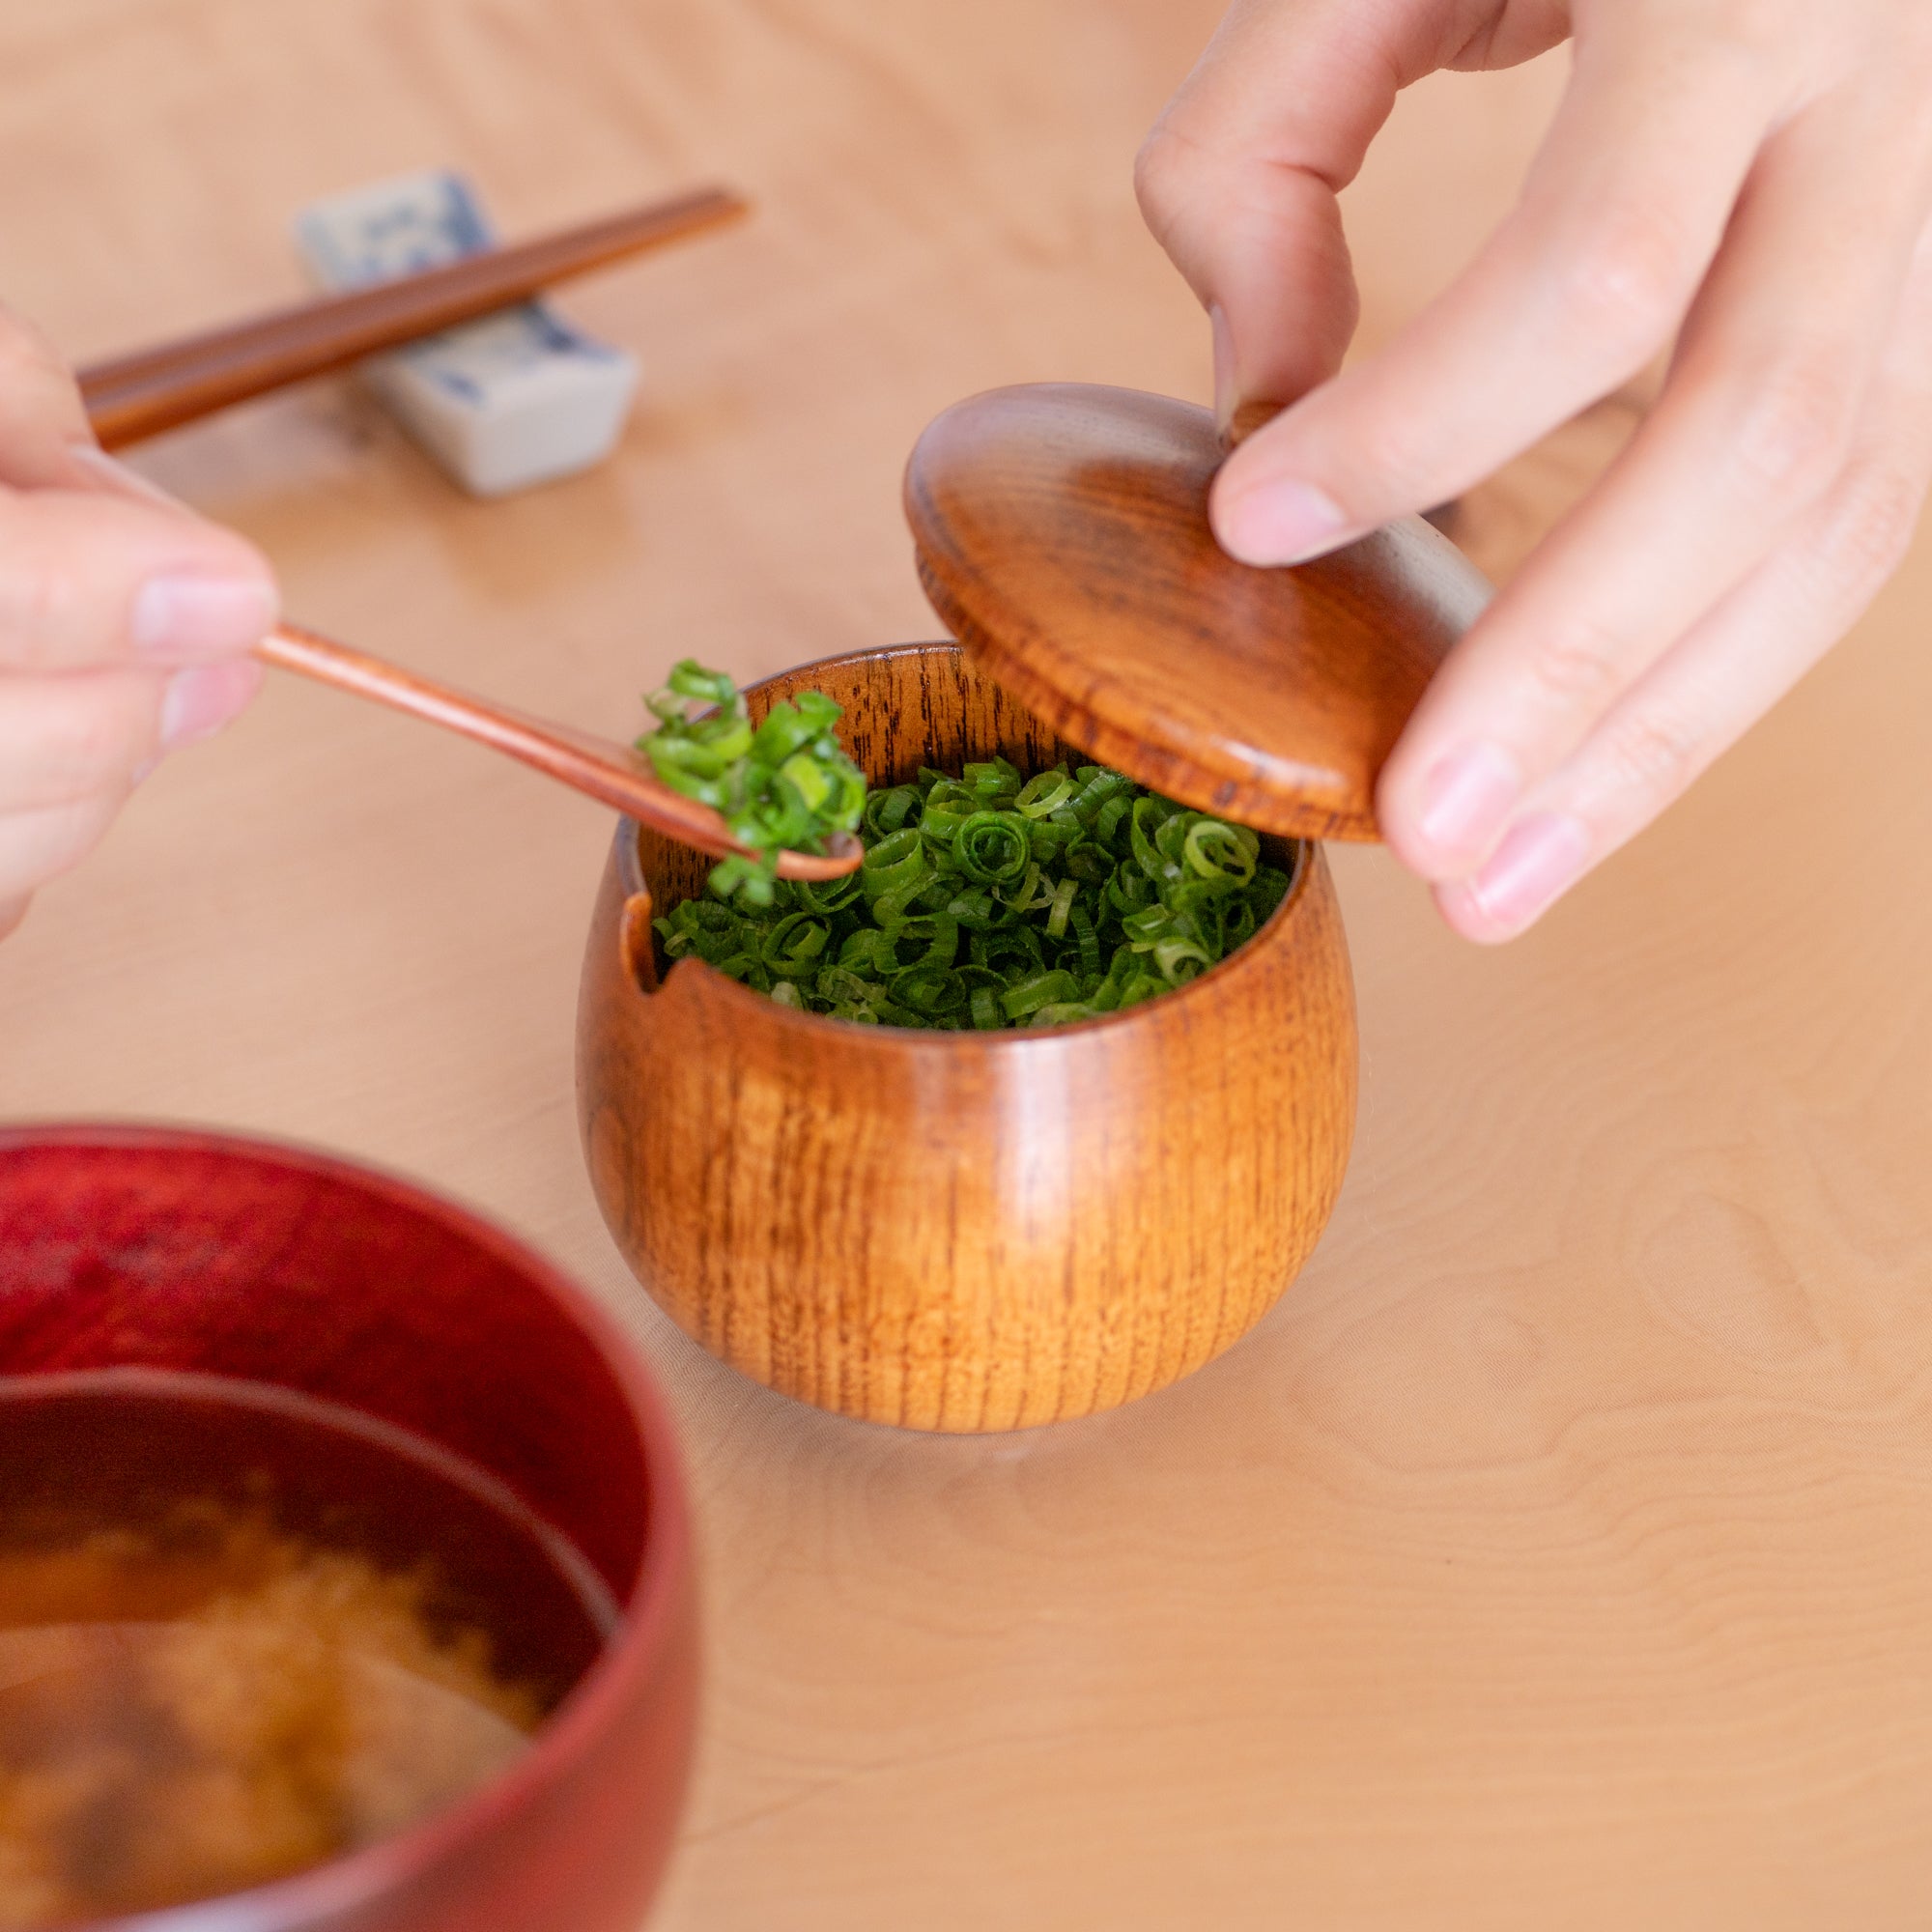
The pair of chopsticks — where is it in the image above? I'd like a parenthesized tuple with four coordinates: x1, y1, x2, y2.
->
(78, 183, 748, 448)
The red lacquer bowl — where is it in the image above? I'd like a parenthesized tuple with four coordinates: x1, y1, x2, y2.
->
(0, 1123, 698, 1932)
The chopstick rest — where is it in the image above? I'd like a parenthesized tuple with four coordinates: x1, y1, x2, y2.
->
(294, 170, 639, 497)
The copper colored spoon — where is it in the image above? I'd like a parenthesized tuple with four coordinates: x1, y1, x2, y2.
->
(260, 624, 863, 879)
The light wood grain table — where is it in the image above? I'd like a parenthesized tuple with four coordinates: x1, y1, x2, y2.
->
(4, 6, 1931, 1926)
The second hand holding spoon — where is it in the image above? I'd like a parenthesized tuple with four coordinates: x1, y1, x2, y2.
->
(258, 623, 863, 880)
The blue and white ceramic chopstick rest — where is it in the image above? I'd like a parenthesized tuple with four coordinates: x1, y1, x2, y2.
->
(295, 171, 639, 497)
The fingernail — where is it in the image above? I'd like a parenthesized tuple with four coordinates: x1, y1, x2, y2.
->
(66, 441, 185, 508)
(1210, 304, 1237, 439)
(1215, 478, 1350, 566)
(132, 575, 277, 662)
(1465, 812, 1590, 932)
(159, 660, 262, 751)
(1416, 742, 1521, 862)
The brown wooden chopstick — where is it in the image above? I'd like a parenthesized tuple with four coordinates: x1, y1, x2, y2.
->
(78, 184, 749, 449)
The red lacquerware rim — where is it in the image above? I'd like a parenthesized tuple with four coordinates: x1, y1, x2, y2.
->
(0, 1121, 695, 1932)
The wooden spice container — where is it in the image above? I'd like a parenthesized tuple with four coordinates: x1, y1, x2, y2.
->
(578, 385, 1492, 1432)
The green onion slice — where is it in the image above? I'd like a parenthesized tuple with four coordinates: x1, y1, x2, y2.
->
(639, 660, 866, 901)
(650, 739, 1293, 1032)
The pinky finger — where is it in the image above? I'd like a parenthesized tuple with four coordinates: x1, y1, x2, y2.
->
(1435, 370, 1932, 942)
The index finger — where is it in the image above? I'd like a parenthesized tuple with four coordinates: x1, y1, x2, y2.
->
(1213, 30, 1786, 562)
(0, 303, 279, 668)
(1136, 0, 1434, 418)
(0, 485, 277, 672)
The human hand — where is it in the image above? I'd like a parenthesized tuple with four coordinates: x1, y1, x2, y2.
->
(0, 307, 275, 941)
(1137, 0, 1932, 939)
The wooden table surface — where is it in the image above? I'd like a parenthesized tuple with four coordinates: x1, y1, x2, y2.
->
(5, 5, 1932, 1926)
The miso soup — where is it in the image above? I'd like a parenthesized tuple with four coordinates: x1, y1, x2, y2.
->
(0, 1371, 614, 1924)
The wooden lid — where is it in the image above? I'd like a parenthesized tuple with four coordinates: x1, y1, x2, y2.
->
(904, 384, 1492, 841)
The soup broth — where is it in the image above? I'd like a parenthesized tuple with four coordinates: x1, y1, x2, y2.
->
(0, 1372, 615, 1925)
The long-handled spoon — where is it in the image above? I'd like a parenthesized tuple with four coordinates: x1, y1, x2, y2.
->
(260, 623, 863, 879)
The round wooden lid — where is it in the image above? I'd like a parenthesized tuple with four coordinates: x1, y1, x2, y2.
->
(904, 384, 1492, 841)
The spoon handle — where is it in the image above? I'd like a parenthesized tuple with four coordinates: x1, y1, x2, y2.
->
(257, 624, 860, 878)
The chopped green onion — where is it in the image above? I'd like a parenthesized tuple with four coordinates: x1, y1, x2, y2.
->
(639, 661, 866, 904)
(651, 734, 1295, 1031)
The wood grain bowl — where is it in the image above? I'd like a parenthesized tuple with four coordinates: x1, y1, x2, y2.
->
(577, 641, 1358, 1433)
